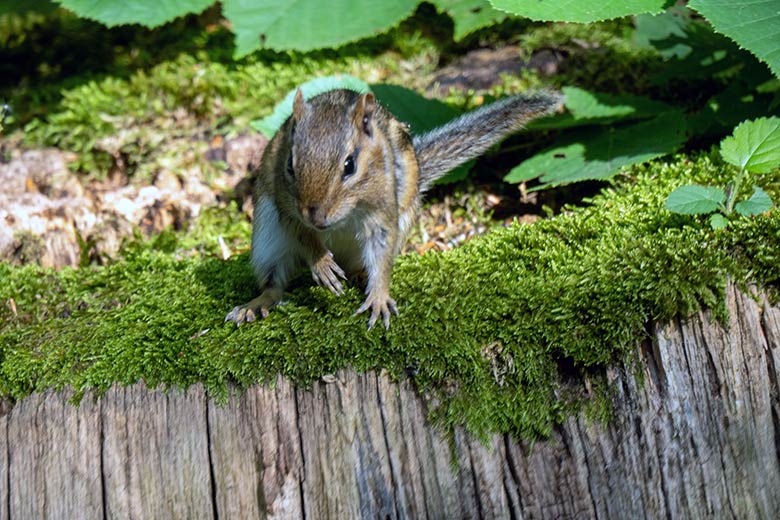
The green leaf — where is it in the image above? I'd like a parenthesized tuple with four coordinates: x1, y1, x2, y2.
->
(250, 75, 370, 138)
(223, 0, 419, 56)
(709, 213, 728, 229)
(488, 0, 667, 22)
(506, 111, 687, 188)
(689, 0, 780, 78)
(371, 83, 473, 183)
(371, 84, 460, 134)
(665, 184, 725, 214)
(529, 86, 674, 129)
(734, 186, 773, 216)
(431, 0, 507, 40)
(54, 0, 214, 27)
(720, 117, 780, 173)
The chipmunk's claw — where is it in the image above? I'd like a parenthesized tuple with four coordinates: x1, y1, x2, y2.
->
(225, 288, 281, 325)
(225, 305, 256, 324)
(311, 251, 347, 295)
(355, 294, 398, 330)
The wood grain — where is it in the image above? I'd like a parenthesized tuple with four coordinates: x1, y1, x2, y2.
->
(6, 389, 102, 519)
(101, 382, 214, 519)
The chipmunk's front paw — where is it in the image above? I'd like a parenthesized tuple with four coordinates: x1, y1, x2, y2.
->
(225, 288, 282, 325)
(310, 251, 346, 295)
(354, 293, 398, 330)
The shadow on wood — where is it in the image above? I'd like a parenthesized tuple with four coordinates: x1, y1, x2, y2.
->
(2, 283, 779, 518)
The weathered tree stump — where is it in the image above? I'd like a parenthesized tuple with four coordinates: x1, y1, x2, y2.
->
(2, 282, 779, 518)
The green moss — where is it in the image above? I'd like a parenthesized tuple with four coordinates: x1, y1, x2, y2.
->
(1, 153, 778, 438)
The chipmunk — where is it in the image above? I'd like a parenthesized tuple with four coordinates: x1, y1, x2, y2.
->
(226, 87, 562, 329)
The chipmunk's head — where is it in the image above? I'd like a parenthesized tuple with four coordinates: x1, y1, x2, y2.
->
(284, 88, 381, 230)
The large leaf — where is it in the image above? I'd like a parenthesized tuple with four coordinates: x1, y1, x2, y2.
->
(223, 0, 419, 56)
(432, 0, 507, 40)
(371, 84, 460, 134)
(664, 184, 725, 214)
(371, 83, 473, 183)
(506, 111, 687, 188)
(529, 86, 673, 129)
(251, 75, 370, 138)
(734, 186, 773, 216)
(488, 0, 667, 23)
(720, 117, 780, 173)
(689, 0, 780, 78)
(54, 0, 214, 27)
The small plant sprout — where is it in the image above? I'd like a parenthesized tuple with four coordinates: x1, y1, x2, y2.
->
(665, 117, 780, 229)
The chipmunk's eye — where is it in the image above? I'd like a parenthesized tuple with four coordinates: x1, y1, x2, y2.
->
(342, 155, 355, 180)
(286, 154, 295, 180)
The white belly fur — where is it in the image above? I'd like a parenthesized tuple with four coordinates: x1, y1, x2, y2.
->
(250, 196, 298, 285)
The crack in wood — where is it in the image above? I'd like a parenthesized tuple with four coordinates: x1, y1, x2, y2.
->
(99, 397, 108, 520)
(205, 399, 219, 520)
(293, 386, 307, 520)
(374, 374, 401, 520)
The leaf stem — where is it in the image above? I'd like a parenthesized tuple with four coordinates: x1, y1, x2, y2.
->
(725, 166, 746, 214)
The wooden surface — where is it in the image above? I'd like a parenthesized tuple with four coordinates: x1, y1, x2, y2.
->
(1, 283, 779, 518)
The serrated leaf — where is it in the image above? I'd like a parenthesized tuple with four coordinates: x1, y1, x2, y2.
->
(665, 184, 725, 214)
(720, 117, 780, 173)
(223, 0, 419, 56)
(431, 0, 507, 40)
(529, 86, 674, 129)
(370, 83, 473, 184)
(250, 75, 370, 138)
(54, 0, 214, 27)
(689, 0, 780, 78)
(506, 111, 687, 188)
(488, 0, 666, 23)
(734, 186, 773, 216)
(709, 213, 728, 229)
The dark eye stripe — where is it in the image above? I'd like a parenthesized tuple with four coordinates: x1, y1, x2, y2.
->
(286, 153, 295, 179)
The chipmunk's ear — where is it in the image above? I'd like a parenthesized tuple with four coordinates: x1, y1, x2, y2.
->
(355, 92, 375, 136)
(293, 88, 305, 121)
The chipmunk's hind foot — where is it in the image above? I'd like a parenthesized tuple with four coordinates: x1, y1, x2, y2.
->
(225, 287, 283, 325)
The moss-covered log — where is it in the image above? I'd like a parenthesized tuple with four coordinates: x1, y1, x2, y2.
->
(2, 282, 778, 518)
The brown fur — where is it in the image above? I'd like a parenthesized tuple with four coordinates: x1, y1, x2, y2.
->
(226, 88, 562, 329)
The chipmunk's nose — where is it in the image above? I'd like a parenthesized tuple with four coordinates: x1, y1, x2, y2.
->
(305, 205, 327, 229)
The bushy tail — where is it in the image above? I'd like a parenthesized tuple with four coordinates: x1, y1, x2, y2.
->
(413, 91, 563, 192)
